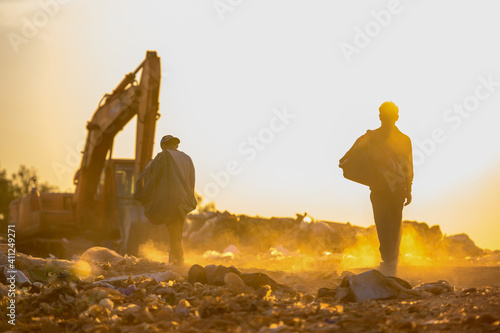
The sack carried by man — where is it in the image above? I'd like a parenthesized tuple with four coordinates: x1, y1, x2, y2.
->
(339, 130, 406, 190)
(134, 150, 197, 225)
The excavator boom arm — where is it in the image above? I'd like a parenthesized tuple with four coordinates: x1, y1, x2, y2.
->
(134, 52, 161, 176)
(74, 51, 161, 228)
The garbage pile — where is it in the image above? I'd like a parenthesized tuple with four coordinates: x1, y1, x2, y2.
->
(184, 211, 361, 256)
(1, 247, 499, 332)
(180, 211, 497, 270)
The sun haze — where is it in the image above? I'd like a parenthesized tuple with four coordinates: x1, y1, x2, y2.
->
(0, 1, 499, 250)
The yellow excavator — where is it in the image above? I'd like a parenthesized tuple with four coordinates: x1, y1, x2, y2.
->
(9, 51, 163, 257)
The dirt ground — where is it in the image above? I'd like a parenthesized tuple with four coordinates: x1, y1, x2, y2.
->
(1, 250, 499, 333)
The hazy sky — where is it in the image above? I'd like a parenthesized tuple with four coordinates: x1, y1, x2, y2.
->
(1, 0, 499, 250)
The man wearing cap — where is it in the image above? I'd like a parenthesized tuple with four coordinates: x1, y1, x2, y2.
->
(340, 101, 413, 275)
(158, 135, 195, 265)
(160, 135, 196, 194)
(369, 101, 413, 276)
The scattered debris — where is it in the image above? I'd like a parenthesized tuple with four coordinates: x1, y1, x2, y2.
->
(81, 246, 124, 263)
(341, 269, 408, 302)
(0, 249, 499, 332)
(413, 280, 455, 295)
(1, 211, 499, 332)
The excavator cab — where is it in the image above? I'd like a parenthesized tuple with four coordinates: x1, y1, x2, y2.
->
(95, 160, 137, 204)
(95, 158, 155, 255)
(114, 163, 136, 202)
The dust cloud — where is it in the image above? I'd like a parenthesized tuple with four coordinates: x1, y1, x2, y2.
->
(137, 211, 499, 288)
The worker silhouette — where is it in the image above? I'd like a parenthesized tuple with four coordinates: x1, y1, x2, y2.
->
(340, 101, 413, 276)
(160, 135, 196, 265)
(135, 135, 196, 265)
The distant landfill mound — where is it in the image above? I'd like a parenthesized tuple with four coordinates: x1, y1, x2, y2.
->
(141, 211, 498, 270)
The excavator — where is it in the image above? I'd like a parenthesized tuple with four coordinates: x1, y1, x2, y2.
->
(9, 51, 163, 257)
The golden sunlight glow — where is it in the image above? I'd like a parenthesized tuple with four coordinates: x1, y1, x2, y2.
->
(138, 240, 169, 263)
(399, 228, 433, 266)
(72, 260, 92, 278)
(1, 1, 498, 253)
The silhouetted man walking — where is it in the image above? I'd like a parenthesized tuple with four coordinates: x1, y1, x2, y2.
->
(159, 135, 196, 265)
(370, 102, 413, 275)
(135, 135, 196, 266)
(340, 101, 413, 276)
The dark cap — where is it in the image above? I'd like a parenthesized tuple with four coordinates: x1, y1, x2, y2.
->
(160, 135, 180, 147)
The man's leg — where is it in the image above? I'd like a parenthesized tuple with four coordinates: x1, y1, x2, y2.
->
(370, 190, 404, 275)
(166, 217, 185, 265)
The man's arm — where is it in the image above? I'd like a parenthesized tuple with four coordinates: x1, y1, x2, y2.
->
(188, 156, 196, 193)
(404, 139, 413, 206)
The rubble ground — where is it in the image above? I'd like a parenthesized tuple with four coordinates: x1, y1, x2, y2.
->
(1, 211, 499, 332)
(0, 247, 499, 333)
